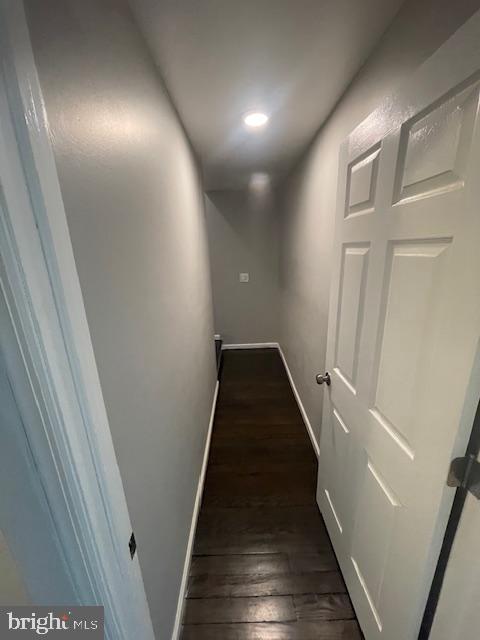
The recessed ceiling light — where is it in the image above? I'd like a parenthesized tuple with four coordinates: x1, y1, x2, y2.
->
(243, 111, 269, 128)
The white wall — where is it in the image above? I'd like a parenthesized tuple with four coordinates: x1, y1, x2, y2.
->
(205, 188, 280, 344)
(279, 0, 479, 447)
(24, 1, 217, 637)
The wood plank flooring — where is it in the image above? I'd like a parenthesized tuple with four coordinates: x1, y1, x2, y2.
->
(181, 348, 362, 639)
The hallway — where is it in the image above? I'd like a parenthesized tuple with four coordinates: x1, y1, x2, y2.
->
(181, 349, 362, 639)
(2, 2, 480, 638)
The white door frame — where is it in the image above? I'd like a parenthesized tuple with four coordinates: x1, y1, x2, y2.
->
(0, 1, 154, 638)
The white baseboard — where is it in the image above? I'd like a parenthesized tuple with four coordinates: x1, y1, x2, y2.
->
(222, 342, 280, 350)
(171, 380, 219, 640)
(277, 346, 320, 458)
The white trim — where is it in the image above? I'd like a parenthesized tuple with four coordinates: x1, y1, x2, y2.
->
(278, 346, 320, 458)
(222, 342, 280, 350)
(171, 381, 219, 640)
(214, 334, 221, 341)
(0, 2, 154, 638)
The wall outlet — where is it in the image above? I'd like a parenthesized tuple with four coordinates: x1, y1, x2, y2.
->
(239, 272, 249, 283)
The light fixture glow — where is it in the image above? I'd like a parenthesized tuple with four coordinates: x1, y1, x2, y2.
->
(243, 111, 269, 128)
(250, 172, 270, 189)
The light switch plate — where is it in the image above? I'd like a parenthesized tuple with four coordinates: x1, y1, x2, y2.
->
(239, 272, 249, 283)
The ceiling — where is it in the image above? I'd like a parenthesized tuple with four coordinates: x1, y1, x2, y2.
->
(130, 0, 404, 190)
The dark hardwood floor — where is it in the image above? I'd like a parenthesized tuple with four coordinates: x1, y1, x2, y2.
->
(181, 348, 362, 639)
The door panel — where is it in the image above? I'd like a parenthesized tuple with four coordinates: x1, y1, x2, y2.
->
(373, 239, 452, 458)
(346, 145, 380, 217)
(324, 407, 352, 534)
(350, 458, 400, 628)
(394, 82, 479, 203)
(335, 244, 370, 391)
(317, 12, 480, 640)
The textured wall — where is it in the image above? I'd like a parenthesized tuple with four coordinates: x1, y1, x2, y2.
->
(25, 1, 217, 636)
(278, 0, 479, 451)
(205, 189, 280, 344)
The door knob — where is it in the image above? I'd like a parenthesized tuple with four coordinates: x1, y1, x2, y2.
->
(316, 372, 331, 386)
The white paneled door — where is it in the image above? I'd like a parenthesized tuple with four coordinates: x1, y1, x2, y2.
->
(317, 11, 480, 640)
